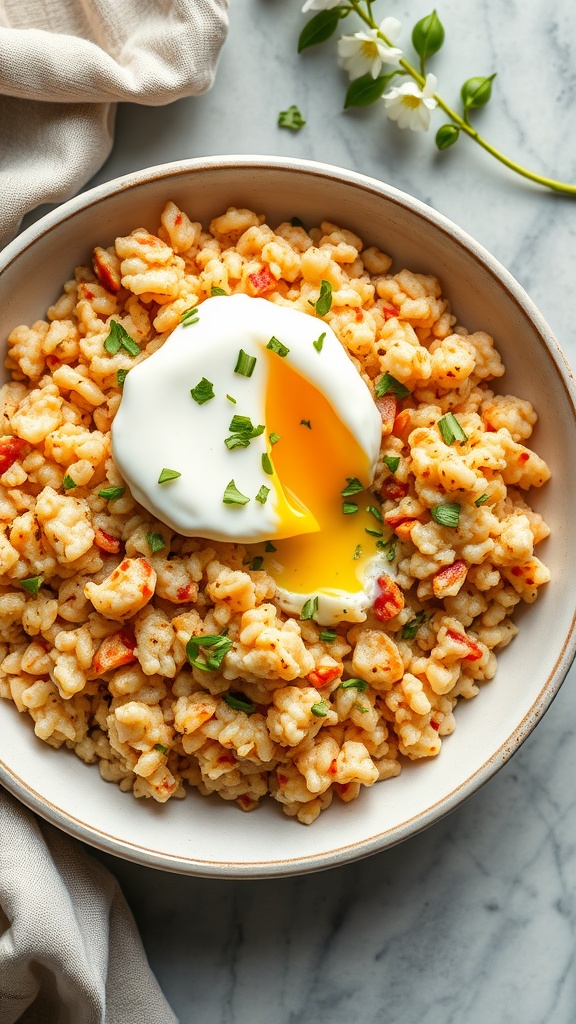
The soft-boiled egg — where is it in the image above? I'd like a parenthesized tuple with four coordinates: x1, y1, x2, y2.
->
(112, 294, 390, 624)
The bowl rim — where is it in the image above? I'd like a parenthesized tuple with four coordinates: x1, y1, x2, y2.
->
(1, 154, 575, 878)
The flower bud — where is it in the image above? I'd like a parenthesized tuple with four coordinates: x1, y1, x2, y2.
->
(435, 124, 460, 150)
(412, 10, 445, 62)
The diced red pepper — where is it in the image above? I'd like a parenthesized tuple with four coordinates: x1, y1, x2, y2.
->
(354, 307, 364, 322)
(446, 628, 483, 662)
(373, 574, 405, 622)
(94, 527, 121, 554)
(247, 265, 275, 295)
(93, 247, 122, 293)
(376, 393, 397, 436)
(393, 409, 412, 442)
(0, 436, 28, 475)
(308, 665, 341, 688)
(176, 584, 197, 603)
(432, 560, 467, 598)
(328, 759, 338, 775)
(92, 629, 137, 674)
(383, 305, 400, 320)
(518, 452, 530, 465)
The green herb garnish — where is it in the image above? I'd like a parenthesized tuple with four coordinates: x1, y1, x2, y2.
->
(248, 556, 264, 571)
(475, 493, 489, 507)
(261, 453, 274, 475)
(311, 700, 328, 717)
(234, 349, 257, 377)
(300, 419, 312, 429)
(301, 596, 319, 621)
(365, 527, 383, 537)
(117, 369, 129, 387)
(20, 576, 43, 595)
(104, 321, 141, 357)
(354, 703, 369, 714)
(384, 455, 400, 474)
(255, 485, 270, 504)
(157, 469, 181, 485)
(366, 504, 383, 523)
(438, 412, 468, 446)
(181, 306, 200, 326)
(98, 486, 126, 501)
(269, 432, 281, 445)
(343, 502, 359, 515)
(211, 286, 228, 296)
(376, 537, 396, 562)
(341, 678, 368, 692)
(224, 692, 255, 714)
(62, 474, 77, 491)
(265, 541, 277, 552)
(226, 394, 237, 404)
(319, 630, 337, 643)
(375, 373, 410, 399)
(353, 544, 362, 560)
(278, 104, 306, 130)
(267, 336, 290, 357)
(154, 743, 168, 755)
(431, 502, 461, 528)
(401, 610, 428, 640)
(190, 377, 215, 405)
(223, 480, 250, 505)
(186, 634, 232, 672)
(341, 477, 363, 497)
(309, 279, 333, 316)
(225, 415, 265, 450)
(147, 532, 165, 554)
(313, 332, 326, 353)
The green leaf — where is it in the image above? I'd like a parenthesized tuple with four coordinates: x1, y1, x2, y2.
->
(157, 469, 181, 485)
(265, 541, 277, 552)
(412, 10, 445, 63)
(383, 455, 400, 474)
(255, 485, 270, 504)
(438, 412, 467, 446)
(353, 544, 362, 560)
(341, 477, 363, 497)
(211, 286, 227, 296)
(98, 485, 126, 500)
(186, 634, 232, 672)
(224, 692, 255, 715)
(298, 7, 343, 53)
(190, 377, 215, 405)
(104, 321, 141, 357)
(376, 537, 396, 562)
(430, 502, 461, 528)
(301, 596, 319, 621)
(319, 630, 337, 643)
(248, 556, 264, 571)
(278, 105, 306, 131)
(269, 432, 281, 445)
(311, 700, 329, 717)
(436, 124, 460, 150)
(313, 332, 326, 353)
(401, 610, 427, 640)
(147, 531, 166, 553)
(366, 504, 383, 523)
(375, 373, 410, 399)
(62, 474, 77, 491)
(261, 453, 274, 475)
(344, 72, 396, 109)
(154, 743, 168, 755)
(20, 575, 43, 595)
(341, 677, 368, 692)
(267, 336, 290, 357)
(342, 502, 359, 515)
(117, 368, 129, 387)
(309, 279, 333, 317)
(461, 74, 496, 111)
(223, 479, 250, 505)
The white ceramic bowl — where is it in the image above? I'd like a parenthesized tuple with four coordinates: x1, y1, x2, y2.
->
(1, 157, 575, 877)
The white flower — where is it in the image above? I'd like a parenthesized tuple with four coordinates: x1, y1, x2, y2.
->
(382, 73, 438, 131)
(302, 0, 341, 12)
(337, 17, 403, 81)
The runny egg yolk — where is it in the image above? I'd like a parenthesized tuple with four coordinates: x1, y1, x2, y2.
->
(262, 352, 379, 598)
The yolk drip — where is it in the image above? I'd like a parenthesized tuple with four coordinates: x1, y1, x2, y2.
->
(264, 352, 379, 595)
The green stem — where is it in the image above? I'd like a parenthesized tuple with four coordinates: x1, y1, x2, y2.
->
(347, 0, 576, 196)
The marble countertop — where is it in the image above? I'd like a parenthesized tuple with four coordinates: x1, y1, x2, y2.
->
(84, 1, 576, 1021)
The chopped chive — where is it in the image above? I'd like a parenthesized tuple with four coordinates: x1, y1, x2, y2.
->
(313, 332, 326, 353)
(261, 453, 274, 475)
(234, 349, 257, 377)
(104, 321, 141, 357)
(341, 678, 368, 692)
(181, 306, 200, 326)
(225, 416, 265, 450)
(308, 279, 333, 317)
(384, 455, 400, 474)
(158, 469, 181, 485)
(353, 544, 362, 560)
(226, 394, 237, 404)
(223, 480, 250, 505)
(98, 485, 126, 501)
(354, 703, 369, 714)
(278, 104, 307, 131)
(20, 576, 43, 595)
(62, 474, 77, 491)
(300, 419, 312, 429)
(301, 596, 318, 621)
(267, 336, 290, 357)
(319, 630, 337, 643)
(269, 432, 281, 445)
(376, 537, 396, 562)
(211, 286, 228, 296)
(248, 556, 264, 571)
(186, 634, 232, 672)
(341, 477, 363, 497)
(224, 692, 255, 714)
(255, 485, 270, 504)
(342, 502, 359, 515)
(190, 377, 215, 405)
(311, 700, 329, 718)
(401, 610, 428, 640)
(265, 541, 277, 552)
(366, 504, 383, 523)
(365, 527, 383, 537)
(147, 532, 165, 554)
(154, 743, 168, 755)
(475, 493, 489, 507)
(431, 502, 461, 528)
(375, 373, 410, 399)
(117, 368, 129, 387)
(438, 412, 468, 446)
(290, 216, 304, 227)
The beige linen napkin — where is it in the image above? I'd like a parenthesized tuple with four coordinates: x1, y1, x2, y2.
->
(0, 0, 230, 249)
(0, 790, 178, 1024)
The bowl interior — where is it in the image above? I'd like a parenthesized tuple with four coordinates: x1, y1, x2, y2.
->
(1, 158, 575, 876)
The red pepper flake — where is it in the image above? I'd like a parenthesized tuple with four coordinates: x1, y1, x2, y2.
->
(355, 307, 364, 322)
(430, 719, 440, 731)
(328, 759, 338, 775)
(446, 628, 483, 662)
(92, 629, 137, 674)
(383, 305, 400, 320)
(0, 436, 28, 475)
(373, 574, 405, 621)
(176, 584, 196, 602)
(380, 478, 409, 501)
(94, 526, 121, 554)
(518, 452, 530, 465)
(174, 213, 182, 226)
(247, 265, 275, 295)
(510, 567, 522, 577)
(277, 772, 288, 786)
(308, 665, 341, 687)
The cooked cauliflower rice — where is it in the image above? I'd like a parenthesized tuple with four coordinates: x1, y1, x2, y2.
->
(0, 202, 551, 823)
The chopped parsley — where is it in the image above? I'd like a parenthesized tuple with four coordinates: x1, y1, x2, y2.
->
(157, 469, 181, 485)
(261, 453, 274, 475)
(154, 743, 168, 755)
(319, 630, 337, 643)
(278, 104, 306, 131)
(190, 377, 215, 405)
(265, 541, 277, 552)
(341, 678, 368, 692)
(225, 415, 265, 450)
(365, 527, 383, 538)
(226, 394, 237, 404)
(267, 336, 290, 357)
(311, 700, 328, 717)
(375, 373, 410, 399)
(342, 502, 359, 515)
(376, 537, 396, 562)
(181, 306, 200, 326)
(186, 634, 232, 672)
(341, 477, 363, 497)
(103, 321, 141, 357)
(308, 279, 333, 317)
(475, 493, 489, 507)
(430, 502, 461, 528)
(20, 576, 43, 595)
(300, 596, 318, 621)
(255, 485, 270, 504)
(234, 349, 257, 377)
(117, 368, 129, 387)
(313, 332, 326, 353)
(438, 412, 468, 446)
(224, 692, 255, 714)
(98, 485, 126, 501)
(248, 556, 264, 571)
(211, 286, 228, 296)
(269, 432, 281, 445)
(147, 532, 165, 554)
(353, 544, 362, 560)
(62, 474, 77, 491)
(383, 455, 400, 474)
(223, 479, 250, 505)
(366, 504, 383, 523)
(401, 610, 428, 640)
(300, 419, 312, 429)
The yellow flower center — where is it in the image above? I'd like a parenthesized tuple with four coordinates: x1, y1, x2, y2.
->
(402, 94, 421, 109)
(360, 40, 379, 60)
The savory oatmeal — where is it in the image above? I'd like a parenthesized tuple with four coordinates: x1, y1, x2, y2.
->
(0, 202, 551, 823)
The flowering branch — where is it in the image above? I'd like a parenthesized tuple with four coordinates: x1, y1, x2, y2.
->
(299, 1, 576, 196)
